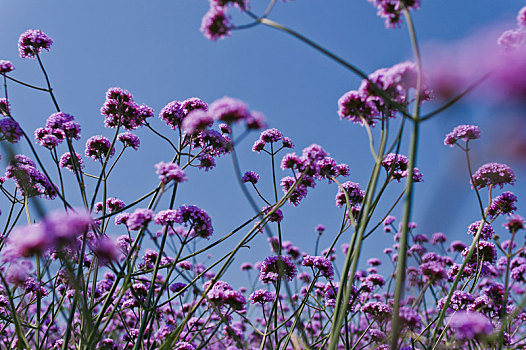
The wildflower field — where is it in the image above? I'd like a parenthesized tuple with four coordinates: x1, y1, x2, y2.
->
(1, 1, 526, 349)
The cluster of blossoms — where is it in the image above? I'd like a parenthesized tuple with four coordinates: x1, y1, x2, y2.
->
(155, 161, 187, 184)
(498, 6, 526, 50)
(182, 96, 265, 134)
(366, 0, 421, 28)
(381, 152, 423, 182)
(100, 87, 153, 129)
(444, 124, 481, 147)
(118, 205, 214, 240)
(7, 209, 93, 258)
(200, 0, 248, 41)
(4, 154, 57, 199)
(338, 61, 430, 126)
(18, 29, 53, 58)
(34, 112, 81, 148)
(278, 140, 350, 206)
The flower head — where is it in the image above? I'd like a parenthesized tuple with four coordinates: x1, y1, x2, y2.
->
(85, 135, 115, 161)
(444, 125, 481, 146)
(259, 255, 297, 283)
(118, 132, 140, 150)
(472, 162, 516, 189)
(155, 161, 187, 184)
(18, 29, 53, 58)
(0, 60, 14, 73)
(448, 311, 493, 341)
(201, 6, 232, 41)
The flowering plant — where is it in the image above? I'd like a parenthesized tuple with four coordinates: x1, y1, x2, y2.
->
(0, 1, 526, 350)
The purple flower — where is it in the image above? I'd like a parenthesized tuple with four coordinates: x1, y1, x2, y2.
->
(10, 208, 93, 257)
(0, 98, 10, 116)
(245, 110, 267, 130)
(176, 205, 214, 239)
(155, 161, 187, 184)
(462, 241, 497, 265)
(118, 132, 140, 150)
(498, 29, 526, 50)
(209, 96, 251, 123)
(181, 109, 213, 134)
(59, 152, 84, 172)
(100, 87, 151, 130)
(249, 289, 275, 304)
(472, 162, 516, 189)
(366, 0, 420, 28)
(242, 171, 260, 184)
(467, 220, 494, 240)
(335, 181, 364, 207)
(488, 191, 517, 218)
(431, 232, 447, 245)
(337, 90, 378, 126)
(0, 60, 14, 73)
(18, 29, 53, 58)
(106, 198, 125, 213)
(259, 255, 297, 283)
(262, 206, 284, 223)
(398, 306, 422, 330)
(85, 135, 115, 161)
(448, 311, 493, 340)
(302, 255, 334, 280)
(519, 6, 526, 27)
(182, 97, 208, 114)
(174, 342, 196, 350)
(505, 214, 525, 233)
(34, 127, 64, 148)
(159, 101, 185, 129)
(362, 302, 392, 321)
(126, 208, 155, 231)
(260, 128, 283, 143)
(5, 155, 57, 199)
(46, 112, 81, 139)
(0, 118, 23, 143)
(444, 124, 481, 146)
(154, 209, 179, 225)
(315, 224, 325, 235)
(200, 6, 232, 41)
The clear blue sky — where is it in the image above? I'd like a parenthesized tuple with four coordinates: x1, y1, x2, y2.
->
(1, 0, 525, 282)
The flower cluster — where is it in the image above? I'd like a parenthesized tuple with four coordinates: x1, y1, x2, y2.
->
(159, 97, 208, 130)
(155, 161, 188, 185)
(5, 155, 57, 199)
(279, 143, 349, 206)
(338, 61, 429, 126)
(366, 0, 421, 28)
(472, 162, 516, 189)
(85, 135, 115, 161)
(100, 87, 153, 129)
(381, 152, 423, 182)
(18, 29, 53, 58)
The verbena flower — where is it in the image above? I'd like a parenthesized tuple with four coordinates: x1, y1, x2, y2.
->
(118, 132, 140, 150)
(241, 171, 259, 184)
(85, 135, 115, 161)
(472, 162, 516, 189)
(155, 161, 187, 184)
(0, 118, 23, 143)
(0, 60, 15, 73)
(201, 6, 232, 41)
(444, 124, 481, 146)
(335, 181, 364, 208)
(448, 311, 493, 341)
(59, 152, 84, 172)
(467, 220, 494, 240)
(302, 255, 334, 280)
(249, 289, 274, 304)
(259, 255, 297, 283)
(18, 29, 53, 58)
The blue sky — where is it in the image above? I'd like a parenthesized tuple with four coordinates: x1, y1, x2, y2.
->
(1, 0, 525, 282)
